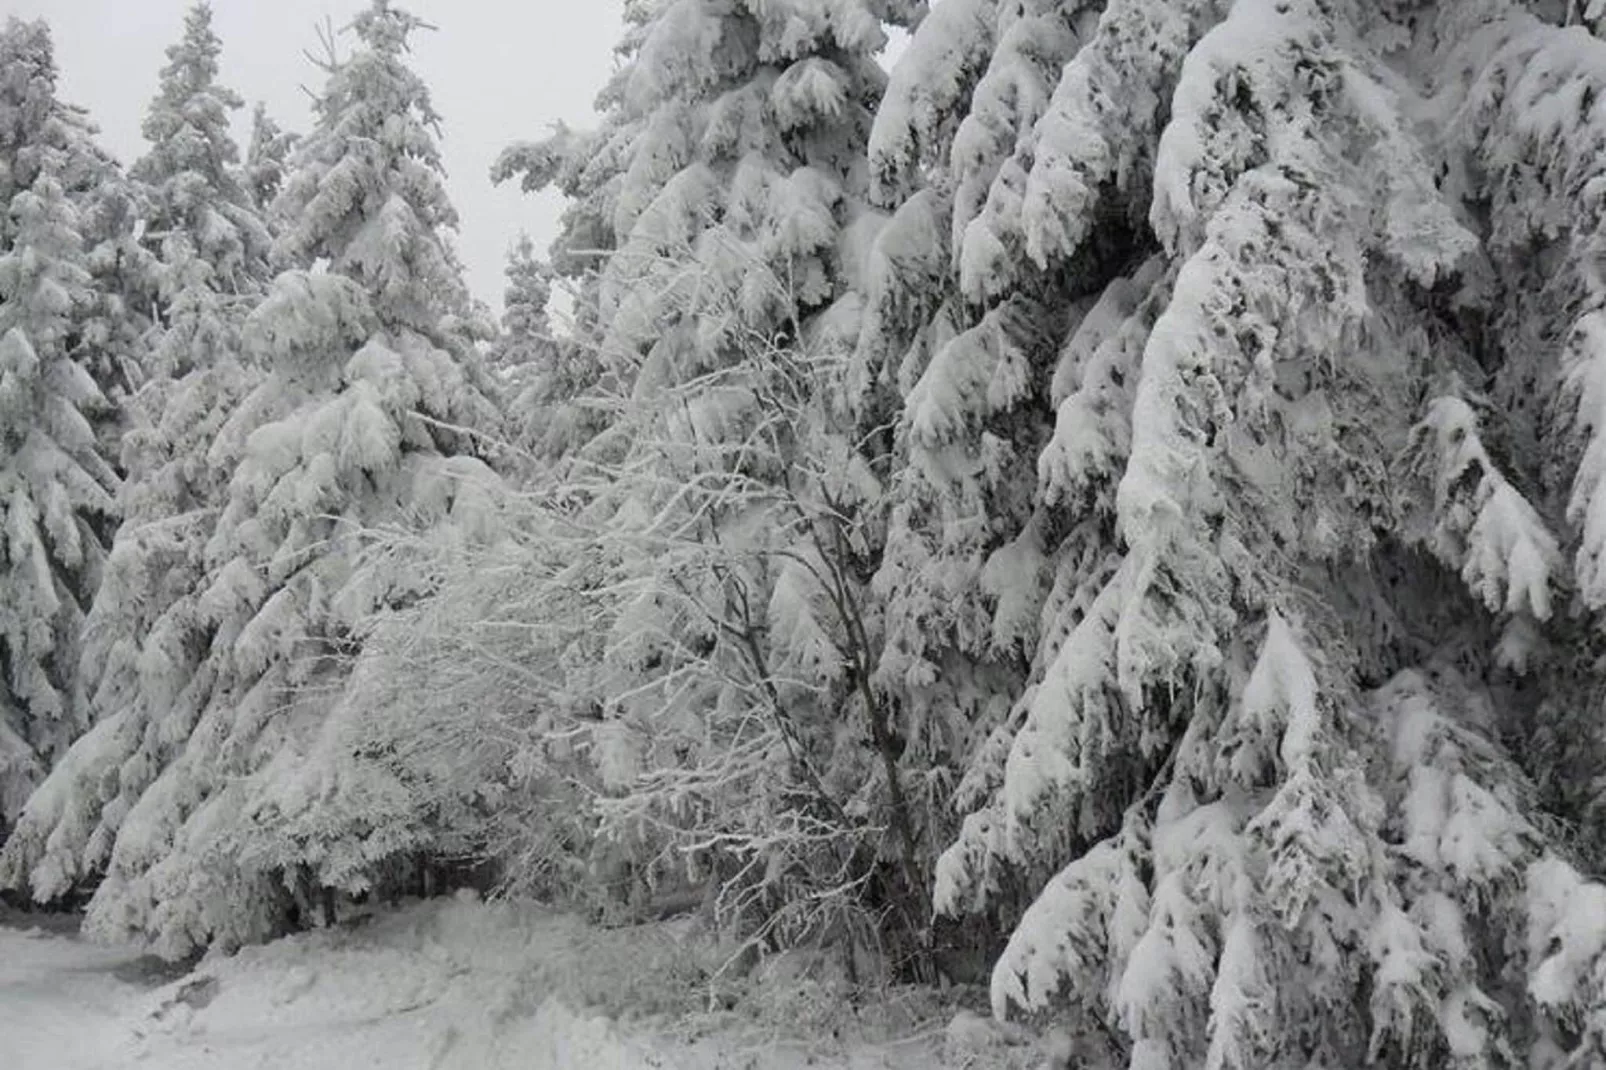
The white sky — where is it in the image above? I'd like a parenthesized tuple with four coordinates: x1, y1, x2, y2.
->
(2, 0, 627, 311)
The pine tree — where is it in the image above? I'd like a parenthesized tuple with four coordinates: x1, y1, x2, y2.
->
(0, 1, 503, 957)
(0, 3, 277, 902)
(0, 18, 120, 832)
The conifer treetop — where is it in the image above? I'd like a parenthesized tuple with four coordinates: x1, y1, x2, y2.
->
(496, 233, 551, 355)
(136, 3, 242, 179)
(0, 19, 110, 214)
(243, 102, 295, 213)
(133, 2, 270, 309)
(274, 0, 466, 335)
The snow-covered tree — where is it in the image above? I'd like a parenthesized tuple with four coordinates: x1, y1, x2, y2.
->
(486, 232, 600, 464)
(243, 101, 296, 219)
(0, 3, 277, 903)
(850, 3, 1165, 956)
(490, 0, 950, 969)
(0, 15, 149, 446)
(0, 18, 120, 831)
(893, 0, 1606, 1065)
(133, 3, 271, 342)
(3, 1, 503, 958)
(489, 232, 550, 375)
(75, 175, 158, 425)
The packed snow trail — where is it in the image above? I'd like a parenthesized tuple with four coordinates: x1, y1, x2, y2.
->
(0, 917, 155, 1069)
(0, 899, 1036, 1069)
(0, 905, 671, 1070)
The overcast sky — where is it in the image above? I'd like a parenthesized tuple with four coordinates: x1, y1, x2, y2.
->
(5, 0, 627, 312)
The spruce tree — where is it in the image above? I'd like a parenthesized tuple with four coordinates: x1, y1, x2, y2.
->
(2, 1, 502, 958)
(488, 232, 602, 463)
(489, 233, 550, 376)
(242, 101, 296, 219)
(883, 0, 1606, 1065)
(0, 18, 120, 832)
(0, 3, 276, 902)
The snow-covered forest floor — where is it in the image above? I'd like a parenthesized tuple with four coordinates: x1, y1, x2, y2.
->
(2, 898, 1038, 1070)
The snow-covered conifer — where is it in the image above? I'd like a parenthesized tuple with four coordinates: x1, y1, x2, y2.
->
(133, 4, 271, 326)
(914, 0, 1606, 1064)
(861, 0, 1154, 928)
(490, 0, 950, 964)
(0, 15, 148, 440)
(490, 233, 550, 373)
(487, 232, 597, 462)
(3, 2, 503, 957)
(0, 18, 119, 831)
(0, 4, 277, 901)
(243, 102, 296, 219)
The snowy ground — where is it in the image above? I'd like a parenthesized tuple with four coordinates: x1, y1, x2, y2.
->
(1, 898, 1042, 1069)
(1, 912, 170, 1070)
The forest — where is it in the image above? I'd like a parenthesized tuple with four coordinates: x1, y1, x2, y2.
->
(7, 0, 1606, 1065)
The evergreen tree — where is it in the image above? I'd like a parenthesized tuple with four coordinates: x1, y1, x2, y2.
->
(0, 18, 119, 831)
(0, 15, 149, 443)
(489, 232, 551, 376)
(133, 3, 271, 348)
(10, 3, 1606, 1056)
(488, 232, 600, 462)
(885, 0, 1606, 1065)
(0, 3, 275, 902)
(4, 1, 502, 958)
(243, 101, 296, 219)
(74, 164, 158, 422)
(489, 0, 953, 965)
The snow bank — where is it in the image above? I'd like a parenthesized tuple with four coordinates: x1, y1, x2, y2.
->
(127, 897, 678, 1069)
(113, 895, 1043, 1070)
(4, 895, 1051, 1068)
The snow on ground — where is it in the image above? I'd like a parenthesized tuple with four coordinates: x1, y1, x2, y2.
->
(1, 896, 1044, 1069)
(0, 910, 185, 1069)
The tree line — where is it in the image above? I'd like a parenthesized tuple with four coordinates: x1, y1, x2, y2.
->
(7, 1, 1606, 1065)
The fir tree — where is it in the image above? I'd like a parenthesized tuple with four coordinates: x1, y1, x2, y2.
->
(489, 232, 551, 376)
(899, 0, 1606, 1065)
(133, 3, 271, 337)
(489, 232, 600, 463)
(0, 15, 149, 439)
(489, 0, 952, 965)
